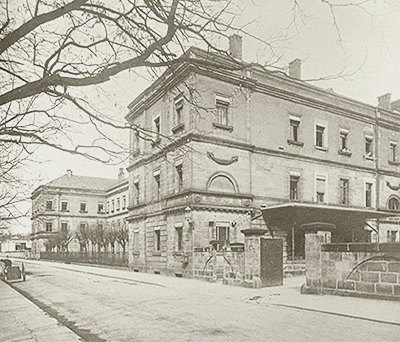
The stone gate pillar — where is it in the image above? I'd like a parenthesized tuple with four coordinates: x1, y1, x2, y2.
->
(241, 228, 268, 288)
(301, 222, 334, 294)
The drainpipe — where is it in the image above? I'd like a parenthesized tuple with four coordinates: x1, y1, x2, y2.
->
(374, 107, 380, 250)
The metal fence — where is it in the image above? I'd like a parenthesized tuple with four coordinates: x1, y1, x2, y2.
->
(40, 251, 129, 267)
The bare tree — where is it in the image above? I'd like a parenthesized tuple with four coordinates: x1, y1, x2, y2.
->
(54, 228, 74, 252)
(116, 221, 129, 253)
(75, 223, 90, 252)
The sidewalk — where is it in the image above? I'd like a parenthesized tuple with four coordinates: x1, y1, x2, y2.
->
(0, 280, 81, 342)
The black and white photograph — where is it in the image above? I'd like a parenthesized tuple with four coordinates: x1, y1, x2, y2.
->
(1, 0, 400, 341)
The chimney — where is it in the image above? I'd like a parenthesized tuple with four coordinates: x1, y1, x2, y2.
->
(378, 93, 392, 111)
(66, 169, 72, 177)
(289, 58, 301, 80)
(118, 168, 125, 181)
(229, 34, 242, 60)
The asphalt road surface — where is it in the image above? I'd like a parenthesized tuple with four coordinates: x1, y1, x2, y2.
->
(4, 259, 400, 341)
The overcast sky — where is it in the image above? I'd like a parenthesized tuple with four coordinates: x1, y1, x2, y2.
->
(12, 0, 400, 234)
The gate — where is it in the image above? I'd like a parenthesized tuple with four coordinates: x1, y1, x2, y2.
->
(260, 238, 283, 287)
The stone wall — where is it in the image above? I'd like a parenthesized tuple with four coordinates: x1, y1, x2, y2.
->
(303, 230, 400, 300)
(193, 249, 245, 286)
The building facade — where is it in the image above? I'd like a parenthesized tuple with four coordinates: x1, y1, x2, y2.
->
(31, 169, 129, 257)
(125, 35, 400, 277)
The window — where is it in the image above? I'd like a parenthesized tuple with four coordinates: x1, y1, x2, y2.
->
(216, 225, 230, 243)
(117, 198, 120, 211)
(80, 223, 87, 231)
(154, 117, 160, 139)
(176, 227, 183, 251)
(45, 222, 52, 232)
(365, 182, 373, 207)
(365, 136, 374, 158)
(61, 201, 68, 211)
(339, 130, 348, 150)
(46, 201, 53, 211)
(106, 201, 110, 214)
(316, 176, 326, 203)
(154, 172, 161, 200)
(315, 125, 326, 148)
(61, 222, 68, 233)
(133, 231, 139, 251)
(387, 230, 398, 243)
(122, 195, 126, 209)
(111, 199, 115, 212)
(176, 164, 183, 192)
(134, 180, 140, 205)
(289, 175, 299, 201)
(390, 142, 397, 162)
(388, 197, 400, 211)
(290, 118, 300, 142)
(98, 203, 104, 213)
(215, 96, 229, 126)
(339, 178, 349, 205)
(80, 202, 87, 212)
(20, 243, 26, 250)
(175, 97, 183, 125)
(154, 229, 161, 251)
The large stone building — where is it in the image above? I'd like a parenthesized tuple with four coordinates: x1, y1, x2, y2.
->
(125, 35, 400, 277)
(31, 169, 129, 257)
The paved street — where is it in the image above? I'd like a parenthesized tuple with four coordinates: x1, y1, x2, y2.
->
(2, 259, 400, 341)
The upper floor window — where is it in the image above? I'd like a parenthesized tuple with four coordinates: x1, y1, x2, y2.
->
(174, 96, 184, 126)
(98, 203, 104, 213)
(339, 178, 349, 205)
(365, 135, 374, 158)
(365, 182, 373, 207)
(111, 199, 115, 212)
(106, 201, 110, 214)
(134, 180, 140, 205)
(46, 200, 53, 211)
(154, 171, 161, 200)
(315, 124, 327, 149)
(80, 202, 87, 213)
(61, 201, 68, 211)
(289, 116, 301, 143)
(316, 176, 326, 203)
(289, 175, 299, 201)
(45, 222, 52, 232)
(176, 164, 183, 192)
(122, 195, 126, 209)
(117, 198, 120, 211)
(215, 95, 230, 126)
(388, 197, 400, 211)
(154, 117, 160, 139)
(390, 142, 397, 163)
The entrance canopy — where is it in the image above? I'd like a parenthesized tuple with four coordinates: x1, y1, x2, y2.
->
(261, 202, 397, 236)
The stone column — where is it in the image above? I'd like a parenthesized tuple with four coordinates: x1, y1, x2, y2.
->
(301, 222, 334, 294)
(241, 228, 268, 288)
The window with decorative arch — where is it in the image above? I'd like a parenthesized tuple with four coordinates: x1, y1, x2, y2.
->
(388, 196, 400, 211)
(207, 173, 238, 194)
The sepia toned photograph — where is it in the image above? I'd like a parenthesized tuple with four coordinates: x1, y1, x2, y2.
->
(1, 0, 400, 341)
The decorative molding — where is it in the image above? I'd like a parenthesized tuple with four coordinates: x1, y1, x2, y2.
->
(207, 151, 238, 165)
(386, 181, 400, 191)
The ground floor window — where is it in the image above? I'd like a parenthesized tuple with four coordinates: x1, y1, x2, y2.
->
(154, 229, 161, 251)
(387, 230, 398, 243)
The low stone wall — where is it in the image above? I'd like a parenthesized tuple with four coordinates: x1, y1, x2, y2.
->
(302, 230, 400, 300)
(193, 249, 245, 285)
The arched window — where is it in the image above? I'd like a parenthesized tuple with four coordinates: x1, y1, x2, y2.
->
(388, 197, 400, 211)
(207, 174, 236, 193)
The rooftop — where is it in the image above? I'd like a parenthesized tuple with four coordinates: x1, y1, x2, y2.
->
(44, 174, 118, 191)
